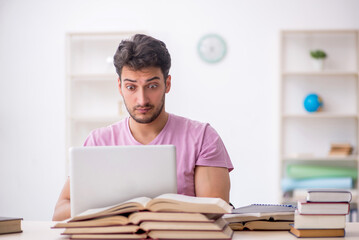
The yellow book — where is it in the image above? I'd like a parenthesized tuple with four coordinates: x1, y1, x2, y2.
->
(290, 225, 345, 238)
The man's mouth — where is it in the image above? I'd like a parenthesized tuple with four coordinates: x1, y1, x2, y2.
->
(135, 107, 152, 114)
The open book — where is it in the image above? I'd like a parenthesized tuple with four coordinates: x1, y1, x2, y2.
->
(224, 204, 295, 231)
(69, 193, 233, 222)
(66, 225, 233, 240)
(61, 218, 227, 235)
(224, 204, 295, 223)
(224, 213, 294, 223)
(53, 212, 217, 228)
(229, 220, 293, 231)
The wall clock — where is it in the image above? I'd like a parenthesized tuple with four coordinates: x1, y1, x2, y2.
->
(197, 34, 227, 63)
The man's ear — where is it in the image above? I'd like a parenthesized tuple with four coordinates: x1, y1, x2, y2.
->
(118, 78, 123, 96)
(165, 75, 171, 93)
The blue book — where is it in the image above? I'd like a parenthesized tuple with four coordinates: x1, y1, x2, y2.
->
(281, 177, 353, 192)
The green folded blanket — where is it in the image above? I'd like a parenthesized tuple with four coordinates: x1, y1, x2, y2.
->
(286, 165, 358, 179)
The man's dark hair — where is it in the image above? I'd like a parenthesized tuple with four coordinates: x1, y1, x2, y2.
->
(114, 34, 171, 81)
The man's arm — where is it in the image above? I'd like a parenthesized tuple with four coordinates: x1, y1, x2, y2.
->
(52, 177, 71, 221)
(194, 166, 230, 203)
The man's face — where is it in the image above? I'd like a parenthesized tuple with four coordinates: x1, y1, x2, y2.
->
(118, 66, 171, 124)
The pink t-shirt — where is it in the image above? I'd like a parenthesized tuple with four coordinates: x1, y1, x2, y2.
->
(83, 113, 233, 196)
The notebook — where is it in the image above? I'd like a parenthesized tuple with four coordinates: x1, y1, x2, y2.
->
(232, 204, 297, 214)
(224, 204, 296, 223)
(69, 145, 177, 217)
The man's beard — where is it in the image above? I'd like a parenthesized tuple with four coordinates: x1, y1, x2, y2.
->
(124, 93, 165, 124)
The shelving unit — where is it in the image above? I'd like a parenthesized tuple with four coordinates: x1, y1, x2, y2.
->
(66, 32, 135, 172)
(279, 30, 359, 213)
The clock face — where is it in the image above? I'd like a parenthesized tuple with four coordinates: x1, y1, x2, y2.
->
(197, 34, 227, 63)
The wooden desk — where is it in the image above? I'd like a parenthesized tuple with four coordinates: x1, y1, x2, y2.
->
(2, 221, 359, 240)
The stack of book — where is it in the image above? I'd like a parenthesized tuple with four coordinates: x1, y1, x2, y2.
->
(53, 193, 234, 240)
(290, 189, 352, 238)
(329, 143, 353, 157)
(223, 204, 296, 231)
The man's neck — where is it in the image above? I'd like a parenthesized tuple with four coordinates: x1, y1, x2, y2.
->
(129, 111, 169, 145)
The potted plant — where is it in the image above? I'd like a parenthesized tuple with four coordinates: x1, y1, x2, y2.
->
(310, 49, 327, 71)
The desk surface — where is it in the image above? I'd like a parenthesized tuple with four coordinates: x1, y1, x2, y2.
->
(1, 221, 359, 240)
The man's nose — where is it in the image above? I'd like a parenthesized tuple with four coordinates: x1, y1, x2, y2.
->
(137, 88, 149, 106)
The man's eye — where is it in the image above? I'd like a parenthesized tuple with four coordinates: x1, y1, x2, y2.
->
(148, 84, 158, 89)
(126, 85, 135, 90)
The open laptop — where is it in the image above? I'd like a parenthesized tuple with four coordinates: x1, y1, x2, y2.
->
(69, 145, 177, 217)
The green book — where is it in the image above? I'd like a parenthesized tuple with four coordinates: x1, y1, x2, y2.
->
(286, 165, 358, 179)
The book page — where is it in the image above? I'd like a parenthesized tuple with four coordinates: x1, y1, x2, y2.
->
(74, 197, 152, 218)
(124, 197, 152, 206)
(152, 193, 223, 204)
(148, 193, 232, 213)
(75, 205, 116, 218)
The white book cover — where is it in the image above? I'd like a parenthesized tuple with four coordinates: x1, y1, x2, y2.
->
(297, 201, 350, 215)
(307, 189, 352, 202)
(294, 211, 346, 229)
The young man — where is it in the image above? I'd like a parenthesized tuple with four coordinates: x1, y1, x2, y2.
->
(53, 34, 233, 221)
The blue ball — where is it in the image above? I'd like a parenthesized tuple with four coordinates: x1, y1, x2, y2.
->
(304, 93, 323, 112)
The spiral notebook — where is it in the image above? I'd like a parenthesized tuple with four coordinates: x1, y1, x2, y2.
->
(224, 204, 296, 223)
(232, 204, 296, 214)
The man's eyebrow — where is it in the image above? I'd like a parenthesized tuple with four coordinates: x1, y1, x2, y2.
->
(123, 77, 161, 83)
(146, 76, 161, 82)
(123, 79, 136, 83)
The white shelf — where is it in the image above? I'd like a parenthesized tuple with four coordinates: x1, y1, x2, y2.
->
(282, 29, 358, 34)
(282, 113, 358, 119)
(66, 32, 134, 174)
(279, 30, 359, 206)
(282, 71, 358, 77)
(283, 155, 358, 161)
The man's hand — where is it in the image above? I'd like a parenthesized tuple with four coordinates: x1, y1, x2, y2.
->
(194, 166, 230, 202)
(52, 177, 71, 221)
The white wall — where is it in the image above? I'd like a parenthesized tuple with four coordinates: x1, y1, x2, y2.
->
(1, 0, 359, 220)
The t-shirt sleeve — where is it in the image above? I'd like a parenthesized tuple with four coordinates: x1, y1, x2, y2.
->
(84, 133, 95, 147)
(82, 127, 112, 146)
(83, 130, 98, 146)
(196, 125, 234, 172)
